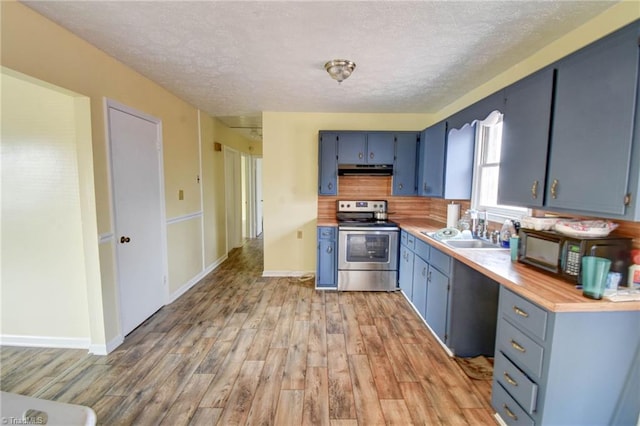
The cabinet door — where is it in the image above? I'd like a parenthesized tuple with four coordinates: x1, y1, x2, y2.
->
(412, 256, 428, 318)
(399, 245, 414, 299)
(425, 266, 449, 343)
(317, 238, 336, 287)
(366, 132, 395, 164)
(498, 68, 554, 207)
(318, 132, 338, 195)
(337, 132, 367, 164)
(393, 133, 419, 195)
(547, 23, 639, 215)
(444, 123, 475, 200)
(418, 121, 446, 197)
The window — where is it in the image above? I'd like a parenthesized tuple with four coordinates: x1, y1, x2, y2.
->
(471, 111, 528, 222)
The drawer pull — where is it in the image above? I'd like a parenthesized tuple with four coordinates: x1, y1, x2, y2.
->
(503, 372, 518, 387)
(513, 306, 529, 318)
(510, 339, 526, 353)
(502, 404, 518, 421)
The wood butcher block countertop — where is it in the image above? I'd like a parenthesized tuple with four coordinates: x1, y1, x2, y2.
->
(397, 219, 640, 313)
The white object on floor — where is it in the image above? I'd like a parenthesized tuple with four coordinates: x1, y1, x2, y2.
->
(0, 391, 96, 426)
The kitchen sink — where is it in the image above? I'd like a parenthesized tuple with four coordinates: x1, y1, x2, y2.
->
(445, 239, 505, 249)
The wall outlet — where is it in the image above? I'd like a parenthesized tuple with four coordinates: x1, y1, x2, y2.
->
(297, 230, 303, 239)
(178, 189, 184, 200)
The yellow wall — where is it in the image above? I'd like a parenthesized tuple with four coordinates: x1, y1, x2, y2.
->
(0, 1, 255, 349)
(262, 112, 432, 274)
(1, 70, 97, 344)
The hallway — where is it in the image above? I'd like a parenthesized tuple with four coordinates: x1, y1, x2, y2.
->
(1, 238, 495, 425)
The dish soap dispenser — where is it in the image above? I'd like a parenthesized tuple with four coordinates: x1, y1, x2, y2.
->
(500, 220, 516, 248)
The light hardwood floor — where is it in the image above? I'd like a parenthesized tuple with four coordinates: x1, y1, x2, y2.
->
(1, 238, 496, 425)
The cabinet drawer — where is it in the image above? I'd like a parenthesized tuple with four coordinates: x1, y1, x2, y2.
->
(405, 232, 416, 251)
(500, 288, 548, 341)
(497, 319, 544, 379)
(414, 238, 430, 262)
(495, 351, 538, 414)
(492, 382, 535, 426)
(318, 226, 336, 240)
(429, 247, 451, 276)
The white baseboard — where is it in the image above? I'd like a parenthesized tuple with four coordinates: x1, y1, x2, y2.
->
(89, 334, 124, 355)
(0, 334, 90, 350)
(262, 270, 315, 277)
(168, 254, 228, 304)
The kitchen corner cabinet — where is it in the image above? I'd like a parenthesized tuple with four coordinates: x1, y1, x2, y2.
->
(546, 21, 640, 218)
(316, 226, 337, 288)
(318, 132, 338, 195)
(399, 232, 498, 356)
(418, 121, 446, 197)
(337, 132, 394, 165)
(393, 132, 420, 195)
(498, 68, 554, 208)
(492, 287, 640, 425)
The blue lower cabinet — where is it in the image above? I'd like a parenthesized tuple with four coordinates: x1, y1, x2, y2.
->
(316, 226, 337, 288)
(398, 245, 414, 298)
(411, 256, 428, 318)
(425, 266, 448, 343)
(492, 287, 640, 425)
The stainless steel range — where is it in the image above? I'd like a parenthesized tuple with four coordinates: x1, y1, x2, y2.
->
(337, 200, 400, 291)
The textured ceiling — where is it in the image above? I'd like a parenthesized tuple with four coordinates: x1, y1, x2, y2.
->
(24, 0, 617, 133)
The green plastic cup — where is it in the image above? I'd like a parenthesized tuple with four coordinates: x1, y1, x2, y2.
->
(581, 256, 611, 300)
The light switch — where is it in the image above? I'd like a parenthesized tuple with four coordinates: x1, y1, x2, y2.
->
(178, 189, 184, 200)
(297, 230, 303, 239)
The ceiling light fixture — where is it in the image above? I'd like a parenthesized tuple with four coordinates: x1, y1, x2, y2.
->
(324, 59, 356, 84)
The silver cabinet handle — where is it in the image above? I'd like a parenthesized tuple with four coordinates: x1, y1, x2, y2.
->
(531, 180, 538, 199)
(502, 404, 518, 421)
(510, 339, 526, 353)
(512, 306, 529, 318)
(398, 183, 403, 190)
(503, 372, 518, 387)
(328, 182, 333, 190)
(326, 246, 332, 254)
(358, 152, 363, 159)
(422, 267, 426, 277)
(423, 182, 427, 192)
(370, 152, 374, 159)
(551, 179, 559, 199)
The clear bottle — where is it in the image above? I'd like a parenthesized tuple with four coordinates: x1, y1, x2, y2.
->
(458, 210, 471, 231)
(500, 220, 515, 248)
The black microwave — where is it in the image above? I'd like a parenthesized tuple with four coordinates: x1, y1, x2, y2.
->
(518, 229, 632, 285)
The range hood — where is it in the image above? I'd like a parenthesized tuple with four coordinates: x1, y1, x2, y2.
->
(338, 164, 393, 176)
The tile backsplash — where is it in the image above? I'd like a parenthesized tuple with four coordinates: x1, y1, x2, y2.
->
(316, 176, 639, 249)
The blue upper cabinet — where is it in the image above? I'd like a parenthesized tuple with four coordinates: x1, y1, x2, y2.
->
(418, 121, 447, 197)
(337, 132, 394, 165)
(318, 132, 338, 195)
(365, 132, 395, 165)
(547, 21, 640, 218)
(337, 132, 367, 164)
(498, 67, 554, 208)
(393, 132, 420, 195)
(443, 122, 476, 200)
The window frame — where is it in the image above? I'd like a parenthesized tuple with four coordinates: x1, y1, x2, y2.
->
(470, 111, 529, 223)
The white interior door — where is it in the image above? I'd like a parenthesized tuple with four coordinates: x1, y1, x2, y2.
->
(225, 147, 242, 250)
(108, 103, 166, 336)
(254, 157, 263, 236)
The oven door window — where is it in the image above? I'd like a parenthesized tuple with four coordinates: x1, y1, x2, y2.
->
(346, 234, 389, 263)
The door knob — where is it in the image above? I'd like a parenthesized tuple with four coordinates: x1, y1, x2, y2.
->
(120, 236, 131, 244)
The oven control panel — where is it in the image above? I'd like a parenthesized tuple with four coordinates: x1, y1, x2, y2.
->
(337, 200, 387, 212)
